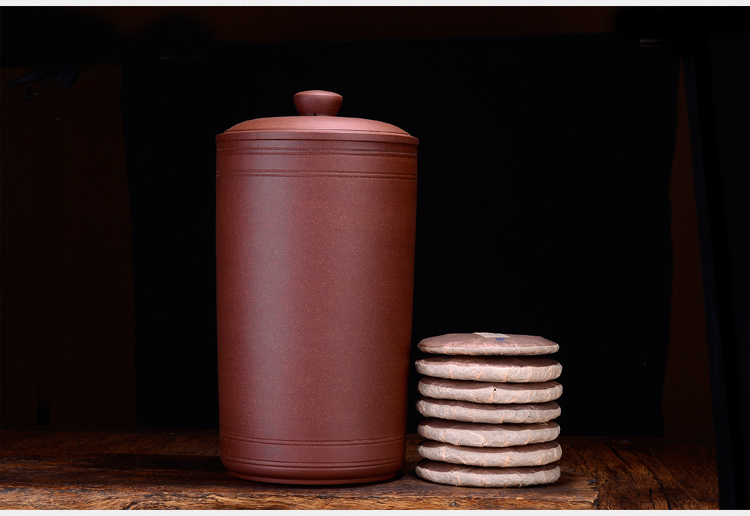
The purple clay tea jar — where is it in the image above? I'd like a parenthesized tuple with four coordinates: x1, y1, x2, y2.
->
(216, 90, 418, 484)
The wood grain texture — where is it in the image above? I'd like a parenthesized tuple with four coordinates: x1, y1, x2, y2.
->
(561, 437, 719, 510)
(0, 430, 593, 510)
(1, 452, 593, 510)
(0, 454, 595, 509)
(0, 429, 716, 510)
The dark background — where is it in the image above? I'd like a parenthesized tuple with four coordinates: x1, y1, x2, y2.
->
(1, 6, 747, 504)
(122, 31, 681, 438)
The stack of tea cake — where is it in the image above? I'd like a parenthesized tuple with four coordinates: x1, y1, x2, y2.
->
(414, 332, 563, 487)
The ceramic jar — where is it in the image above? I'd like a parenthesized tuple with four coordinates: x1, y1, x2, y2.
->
(216, 90, 419, 484)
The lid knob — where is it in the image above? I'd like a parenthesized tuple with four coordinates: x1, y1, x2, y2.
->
(294, 90, 343, 117)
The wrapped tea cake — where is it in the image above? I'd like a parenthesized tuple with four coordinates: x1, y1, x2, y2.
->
(414, 332, 563, 488)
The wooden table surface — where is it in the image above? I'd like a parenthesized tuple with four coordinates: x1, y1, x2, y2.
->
(0, 429, 718, 510)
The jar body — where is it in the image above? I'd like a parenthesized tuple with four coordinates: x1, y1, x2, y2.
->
(216, 137, 417, 484)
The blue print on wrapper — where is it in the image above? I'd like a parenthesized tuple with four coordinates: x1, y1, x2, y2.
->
(495, 337, 507, 341)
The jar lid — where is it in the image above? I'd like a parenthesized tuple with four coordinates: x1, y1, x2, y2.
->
(216, 90, 418, 145)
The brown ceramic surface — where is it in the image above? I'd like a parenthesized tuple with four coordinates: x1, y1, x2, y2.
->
(216, 91, 418, 484)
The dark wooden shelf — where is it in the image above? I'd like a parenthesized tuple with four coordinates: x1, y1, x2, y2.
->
(0, 429, 717, 510)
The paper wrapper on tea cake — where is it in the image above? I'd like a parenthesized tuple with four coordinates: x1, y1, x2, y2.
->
(416, 460, 561, 487)
(417, 398, 561, 424)
(418, 440, 562, 468)
(415, 356, 562, 383)
(418, 332, 559, 356)
(418, 418, 560, 448)
(418, 377, 563, 404)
